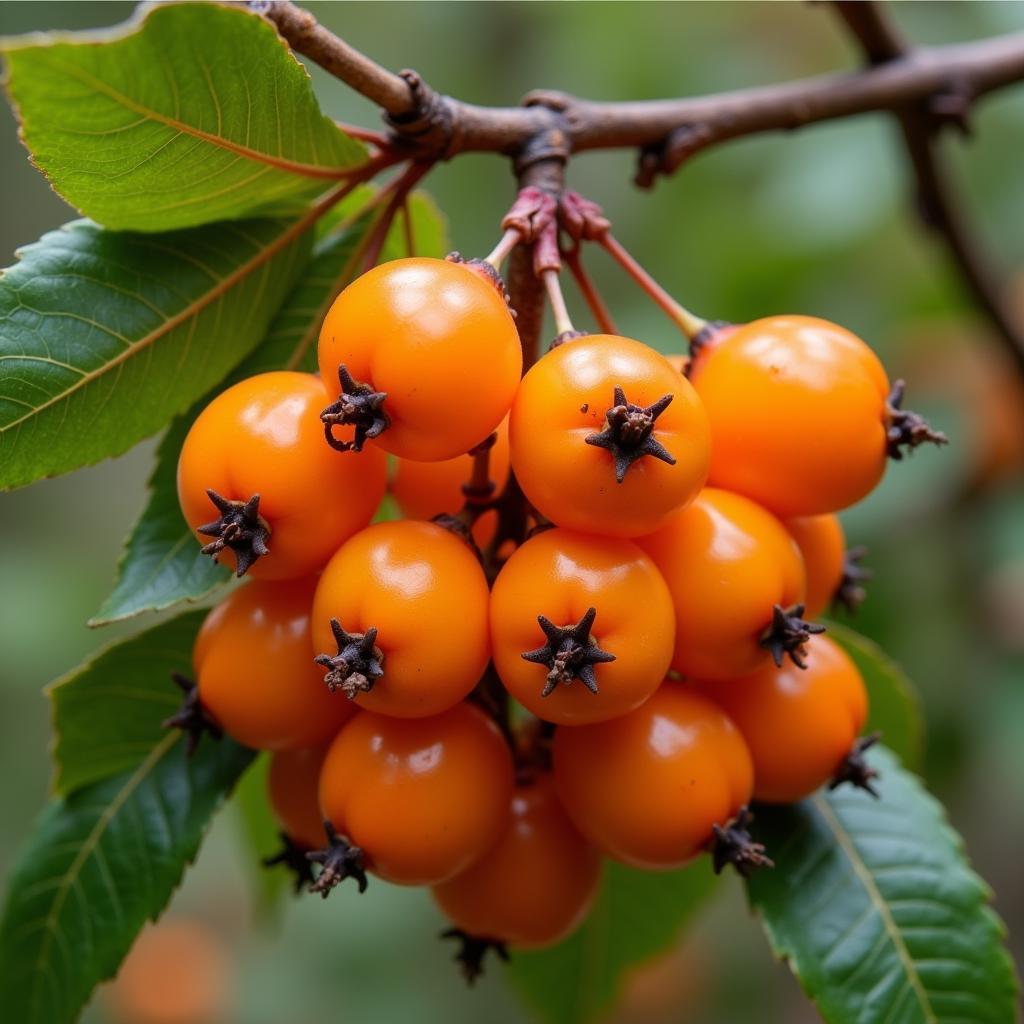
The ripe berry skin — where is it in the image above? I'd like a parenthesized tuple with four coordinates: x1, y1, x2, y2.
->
(553, 684, 753, 869)
(509, 334, 711, 538)
(195, 578, 355, 751)
(311, 521, 491, 718)
(268, 745, 329, 850)
(317, 258, 522, 462)
(638, 488, 805, 681)
(391, 414, 510, 547)
(432, 776, 602, 948)
(318, 703, 515, 885)
(689, 316, 890, 516)
(785, 514, 846, 619)
(693, 636, 868, 803)
(177, 371, 386, 580)
(489, 528, 675, 725)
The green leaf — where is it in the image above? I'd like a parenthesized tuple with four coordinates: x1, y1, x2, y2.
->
(748, 747, 1019, 1024)
(0, 733, 253, 1024)
(90, 189, 448, 625)
(827, 622, 925, 771)
(48, 610, 207, 794)
(506, 858, 717, 1024)
(2, 3, 365, 232)
(0, 216, 311, 491)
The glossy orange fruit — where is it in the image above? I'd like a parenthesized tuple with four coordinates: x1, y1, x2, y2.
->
(268, 745, 330, 850)
(432, 776, 602, 948)
(317, 257, 522, 461)
(195, 578, 355, 751)
(785, 514, 846, 618)
(490, 527, 675, 725)
(510, 334, 711, 537)
(689, 316, 893, 515)
(318, 703, 514, 885)
(638, 488, 807, 680)
(311, 521, 490, 718)
(553, 684, 753, 869)
(693, 635, 868, 803)
(177, 371, 386, 580)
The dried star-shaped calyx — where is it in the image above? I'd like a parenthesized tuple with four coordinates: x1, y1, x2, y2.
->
(885, 379, 948, 460)
(834, 545, 872, 613)
(314, 618, 384, 699)
(263, 832, 316, 894)
(829, 732, 881, 798)
(196, 489, 271, 577)
(585, 386, 677, 483)
(711, 806, 774, 878)
(441, 928, 510, 985)
(521, 606, 616, 697)
(759, 603, 826, 669)
(305, 821, 368, 898)
(320, 364, 390, 453)
(161, 672, 223, 756)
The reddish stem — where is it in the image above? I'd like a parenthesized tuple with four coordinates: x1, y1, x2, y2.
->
(563, 245, 617, 335)
(359, 162, 434, 270)
(599, 233, 707, 342)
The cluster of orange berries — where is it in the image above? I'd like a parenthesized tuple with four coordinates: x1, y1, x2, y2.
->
(173, 249, 943, 978)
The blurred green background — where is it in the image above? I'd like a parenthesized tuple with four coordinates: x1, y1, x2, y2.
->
(2, 2, 1022, 1022)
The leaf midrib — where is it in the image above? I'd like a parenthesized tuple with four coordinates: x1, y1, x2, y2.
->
(0, 202, 325, 437)
(812, 793, 938, 1024)
(29, 54, 353, 182)
(30, 730, 180, 1018)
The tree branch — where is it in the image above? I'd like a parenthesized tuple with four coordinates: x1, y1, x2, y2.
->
(258, 0, 1024, 173)
(833, 1, 1024, 377)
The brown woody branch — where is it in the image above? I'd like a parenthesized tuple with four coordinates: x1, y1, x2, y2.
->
(833, 1, 1024, 377)
(259, 0, 1024, 172)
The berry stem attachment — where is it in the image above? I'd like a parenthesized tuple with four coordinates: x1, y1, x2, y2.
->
(521, 606, 616, 696)
(263, 833, 316, 893)
(314, 618, 385, 699)
(830, 732, 882, 797)
(759, 604, 826, 669)
(306, 821, 368, 898)
(161, 673, 223, 757)
(196, 489, 271, 577)
(441, 928, 510, 985)
(710, 806, 774, 878)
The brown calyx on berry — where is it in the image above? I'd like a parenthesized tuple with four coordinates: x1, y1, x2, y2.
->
(441, 928, 510, 985)
(585, 387, 677, 483)
(834, 545, 872, 614)
(521, 606, 616, 697)
(321, 364, 390, 453)
(885, 379, 948, 460)
(550, 329, 589, 349)
(161, 672, 222, 757)
(760, 603, 826, 669)
(314, 619, 384, 699)
(305, 821, 368, 898)
(711, 806, 774, 878)
(829, 732, 881, 798)
(263, 832, 316, 894)
(196, 489, 270, 577)
(446, 252, 514, 310)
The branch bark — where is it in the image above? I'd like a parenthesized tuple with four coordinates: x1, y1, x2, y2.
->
(833, 1, 1024, 377)
(259, 0, 1024, 172)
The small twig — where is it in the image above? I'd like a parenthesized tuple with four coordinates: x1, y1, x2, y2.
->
(600, 233, 707, 342)
(400, 200, 416, 257)
(562, 245, 617, 335)
(484, 228, 522, 271)
(833, 0, 1024, 379)
(334, 120, 392, 147)
(358, 162, 433, 269)
(542, 270, 575, 339)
